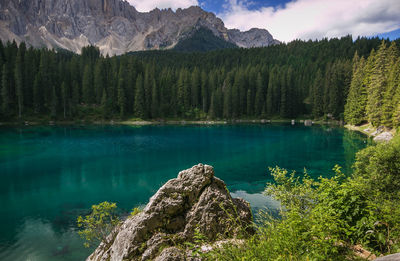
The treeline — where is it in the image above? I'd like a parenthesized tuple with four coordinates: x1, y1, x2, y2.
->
(0, 36, 397, 122)
(345, 41, 400, 128)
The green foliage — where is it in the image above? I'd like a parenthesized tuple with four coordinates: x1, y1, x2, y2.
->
(344, 54, 367, 125)
(185, 227, 209, 259)
(77, 201, 120, 248)
(345, 40, 400, 127)
(0, 36, 388, 122)
(206, 137, 400, 260)
(129, 207, 142, 217)
(353, 136, 400, 195)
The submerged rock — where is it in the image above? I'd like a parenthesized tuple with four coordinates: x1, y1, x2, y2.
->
(87, 164, 253, 261)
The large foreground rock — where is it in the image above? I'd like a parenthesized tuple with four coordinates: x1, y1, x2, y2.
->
(87, 164, 253, 261)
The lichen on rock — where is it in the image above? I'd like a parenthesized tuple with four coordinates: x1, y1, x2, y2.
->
(87, 164, 253, 261)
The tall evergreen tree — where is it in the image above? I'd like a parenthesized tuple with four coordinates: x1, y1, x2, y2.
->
(312, 70, 324, 117)
(254, 73, 264, 116)
(117, 64, 127, 117)
(1, 64, 10, 115)
(94, 59, 106, 104)
(344, 56, 367, 125)
(201, 71, 208, 112)
(82, 64, 94, 104)
(14, 48, 23, 118)
(134, 74, 145, 118)
(367, 41, 388, 126)
(50, 85, 58, 119)
(61, 81, 68, 119)
(191, 67, 201, 109)
(381, 58, 400, 127)
(151, 79, 159, 118)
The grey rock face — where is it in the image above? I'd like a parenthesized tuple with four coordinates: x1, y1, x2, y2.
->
(373, 132, 393, 142)
(0, 0, 279, 55)
(228, 28, 280, 48)
(87, 164, 253, 261)
(375, 253, 400, 261)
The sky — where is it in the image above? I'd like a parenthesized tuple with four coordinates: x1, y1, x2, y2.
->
(126, 0, 400, 42)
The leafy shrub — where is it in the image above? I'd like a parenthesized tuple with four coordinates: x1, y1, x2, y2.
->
(77, 201, 120, 248)
(129, 207, 142, 217)
(206, 136, 400, 260)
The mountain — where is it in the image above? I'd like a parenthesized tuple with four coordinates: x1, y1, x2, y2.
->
(0, 0, 280, 55)
(173, 27, 238, 52)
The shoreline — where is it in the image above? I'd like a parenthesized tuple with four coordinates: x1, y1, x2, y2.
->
(0, 118, 345, 127)
(345, 123, 396, 142)
(344, 123, 374, 137)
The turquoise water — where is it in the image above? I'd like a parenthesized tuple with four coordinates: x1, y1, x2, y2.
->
(0, 124, 369, 261)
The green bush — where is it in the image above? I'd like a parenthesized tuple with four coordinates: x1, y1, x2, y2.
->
(77, 201, 120, 248)
(206, 136, 400, 260)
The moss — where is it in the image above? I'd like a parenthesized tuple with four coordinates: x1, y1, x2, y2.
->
(139, 242, 147, 253)
(170, 192, 179, 199)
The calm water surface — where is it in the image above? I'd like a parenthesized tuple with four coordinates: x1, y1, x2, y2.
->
(0, 124, 369, 261)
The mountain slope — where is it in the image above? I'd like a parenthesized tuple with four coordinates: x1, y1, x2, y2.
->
(173, 27, 237, 52)
(0, 0, 279, 55)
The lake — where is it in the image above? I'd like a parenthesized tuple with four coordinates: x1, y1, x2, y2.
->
(0, 124, 369, 261)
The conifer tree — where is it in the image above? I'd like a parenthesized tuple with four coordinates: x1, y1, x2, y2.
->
(82, 64, 94, 104)
(117, 83, 126, 117)
(94, 59, 106, 104)
(14, 48, 23, 118)
(101, 88, 109, 118)
(381, 58, 400, 127)
(151, 79, 159, 118)
(50, 85, 58, 119)
(223, 77, 233, 118)
(344, 56, 367, 125)
(33, 73, 43, 113)
(246, 88, 252, 116)
(117, 65, 127, 117)
(231, 71, 241, 117)
(254, 73, 264, 116)
(267, 67, 278, 116)
(191, 67, 201, 108)
(201, 71, 208, 112)
(280, 69, 288, 118)
(1, 64, 10, 115)
(367, 41, 388, 126)
(61, 81, 68, 119)
(393, 93, 400, 128)
(134, 74, 145, 118)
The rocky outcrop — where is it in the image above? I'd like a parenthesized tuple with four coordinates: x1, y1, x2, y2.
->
(375, 253, 400, 260)
(373, 132, 394, 142)
(227, 28, 280, 48)
(87, 164, 253, 261)
(0, 0, 279, 55)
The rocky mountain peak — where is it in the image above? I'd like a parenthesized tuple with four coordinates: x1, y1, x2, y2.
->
(0, 0, 280, 55)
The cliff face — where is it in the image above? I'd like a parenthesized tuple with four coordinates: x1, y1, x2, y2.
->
(0, 0, 279, 55)
(88, 164, 253, 261)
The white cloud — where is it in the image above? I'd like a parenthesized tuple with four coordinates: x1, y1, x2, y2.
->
(127, 0, 199, 12)
(218, 0, 400, 42)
